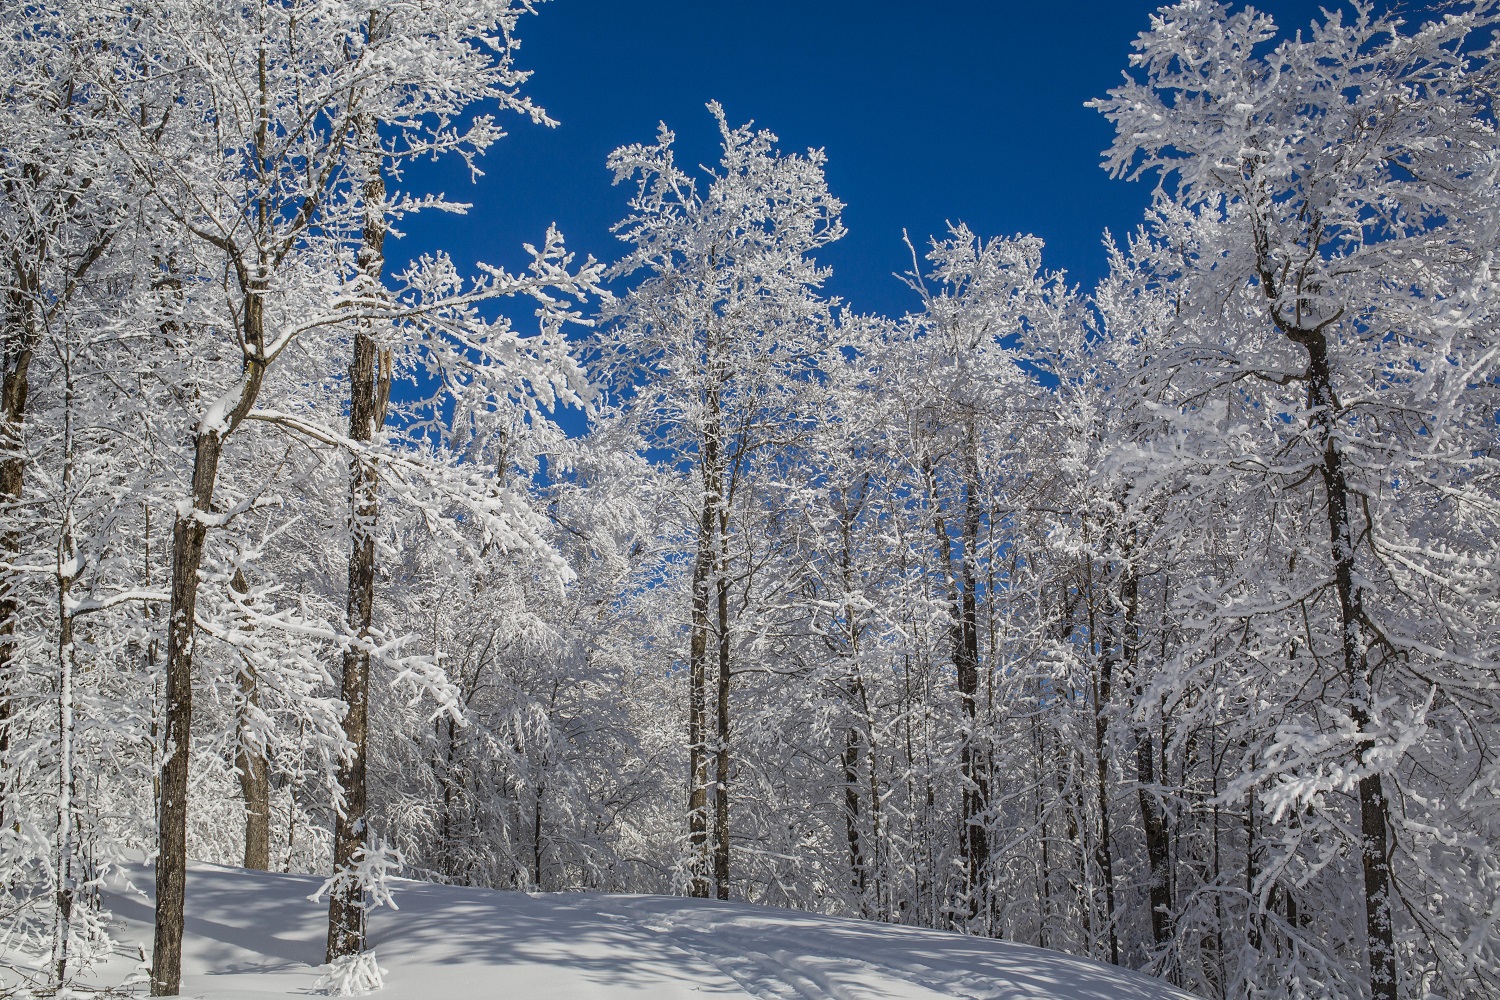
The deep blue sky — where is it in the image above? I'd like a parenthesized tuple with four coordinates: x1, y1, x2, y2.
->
(399, 0, 1342, 321)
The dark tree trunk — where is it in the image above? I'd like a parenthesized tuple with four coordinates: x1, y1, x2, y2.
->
(230, 570, 269, 871)
(841, 725, 867, 908)
(1294, 330, 1396, 1000)
(1245, 774, 1261, 956)
(956, 456, 988, 922)
(686, 492, 714, 899)
(1203, 726, 1226, 999)
(152, 432, 222, 996)
(833, 491, 881, 919)
(440, 716, 457, 880)
(52, 616, 76, 986)
(713, 565, 731, 901)
(1125, 567, 1173, 956)
(327, 121, 391, 962)
(1066, 757, 1091, 950)
(686, 387, 722, 899)
(862, 702, 884, 918)
(236, 698, 270, 872)
(532, 774, 545, 890)
(1136, 729, 1173, 944)
(326, 338, 380, 962)
(152, 279, 266, 996)
(924, 453, 989, 925)
(1040, 585, 1085, 950)
(1031, 698, 1050, 948)
(53, 439, 78, 988)
(846, 666, 878, 917)
(1089, 561, 1119, 965)
(1092, 675, 1118, 964)
(0, 285, 37, 832)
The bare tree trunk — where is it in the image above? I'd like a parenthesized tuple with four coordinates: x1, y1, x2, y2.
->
(1067, 755, 1091, 950)
(230, 570, 269, 871)
(52, 579, 77, 986)
(1245, 772, 1261, 956)
(863, 700, 885, 919)
(440, 715, 456, 880)
(327, 114, 391, 963)
(849, 669, 881, 920)
(686, 385, 722, 899)
(922, 454, 988, 924)
(1038, 585, 1086, 949)
(1031, 700, 1050, 948)
(52, 356, 79, 986)
(687, 500, 713, 898)
(1125, 566, 1173, 960)
(152, 432, 222, 996)
(841, 725, 867, 908)
(1295, 331, 1396, 1000)
(1088, 560, 1119, 965)
(713, 557, 731, 901)
(532, 769, 545, 890)
(900, 642, 934, 926)
(0, 286, 38, 833)
(832, 482, 874, 916)
(840, 488, 882, 917)
(326, 395, 378, 960)
(956, 453, 988, 923)
(1136, 734, 1173, 936)
(152, 284, 266, 996)
(1202, 722, 1226, 999)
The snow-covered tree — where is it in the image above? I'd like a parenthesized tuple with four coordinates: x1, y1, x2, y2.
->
(1093, 3, 1500, 994)
(600, 102, 845, 899)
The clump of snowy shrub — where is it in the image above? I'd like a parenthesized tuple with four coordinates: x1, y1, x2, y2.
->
(314, 951, 385, 997)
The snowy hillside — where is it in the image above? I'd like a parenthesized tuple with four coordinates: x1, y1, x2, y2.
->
(52, 863, 1193, 1000)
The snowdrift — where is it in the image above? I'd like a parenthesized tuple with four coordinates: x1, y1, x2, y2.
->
(62, 862, 1193, 999)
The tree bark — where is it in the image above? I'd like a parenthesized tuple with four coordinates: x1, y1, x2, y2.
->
(841, 523, 874, 915)
(686, 385, 722, 899)
(862, 694, 884, 919)
(532, 768, 545, 890)
(439, 715, 457, 880)
(841, 726, 866, 904)
(1245, 770, 1262, 956)
(1295, 330, 1396, 1000)
(956, 452, 988, 924)
(713, 557, 731, 901)
(927, 449, 989, 925)
(51, 346, 80, 987)
(327, 115, 391, 963)
(152, 283, 266, 995)
(1125, 566, 1173, 956)
(687, 499, 713, 899)
(1088, 559, 1119, 965)
(836, 485, 885, 919)
(151, 431, 223, 996)
(1136, 732, 1173, 941)
(230, 570, 269, 871)
(52, 576, 76, 986)
(0, 279, 38, 833)
(1031, 696, 1050, 948)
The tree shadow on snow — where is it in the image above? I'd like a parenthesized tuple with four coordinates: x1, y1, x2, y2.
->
(104, 864, 1190, 1000)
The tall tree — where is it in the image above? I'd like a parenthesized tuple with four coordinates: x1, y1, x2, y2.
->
(320, 0, 561, 960)
(1094, 3, 1500, 993)
(602, 103, 845, 899)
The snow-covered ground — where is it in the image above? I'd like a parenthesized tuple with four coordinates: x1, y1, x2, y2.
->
(49, 862, 1194, 999)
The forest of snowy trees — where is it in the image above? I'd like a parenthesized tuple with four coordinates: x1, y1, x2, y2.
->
(2, 1, 1499, 999)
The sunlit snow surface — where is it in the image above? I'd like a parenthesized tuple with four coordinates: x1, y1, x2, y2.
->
(78, 863, 1193, 999)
